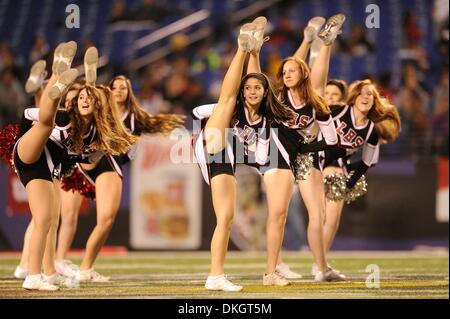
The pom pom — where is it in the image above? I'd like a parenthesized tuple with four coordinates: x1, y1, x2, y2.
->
(61, 167, 96, 200)
(293, 152, 314, 181)
(324, 173, 347, 201)
(0, 124, 19, 166)
(344, 175, 367, 203)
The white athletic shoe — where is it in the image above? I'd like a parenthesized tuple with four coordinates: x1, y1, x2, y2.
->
(205, 275, 243, 292)
(314, 268, 346, 282)
(76, 268, 110, 282)
(311, 263, 342, 276)
(43, 272, 79, 288)
(48, 68, 79, 100)
(14, 266, 28, 279)
(55, 259, 79, 278)
(25, 60, 47, 94)
(237, 33, 256, 53)
(84, 46, 98, 86)
(275, 262, 303, 279)
(251, 16, 270, 52)
(304, 16, 326, 43)
(22, 274, 59, 291)
(318, 14, 346, 46)
(263, 272, 290, 286)
(52, 41, 78, 75)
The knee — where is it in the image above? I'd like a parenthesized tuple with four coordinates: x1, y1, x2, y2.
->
(308, 211, 324, 228)
(33, 215, 52, 231)
(215, 213, 234, 231)
(267, 209, 288, 227)
(61, 210, 79, 227)
(98, 213, 117, 231)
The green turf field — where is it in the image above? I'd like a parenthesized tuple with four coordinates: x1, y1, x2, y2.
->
(0, 250, 448, 299)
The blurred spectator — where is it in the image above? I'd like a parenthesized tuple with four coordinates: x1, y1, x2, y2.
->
(264, 49, 282, 79)
(433, 0, 449, 39)
(403, 11, 423, 47)
(0, 43, 23, 81)
(396, 64, 431, 155)
(348, 24, 375, 56)
(431, 91, 449, 156)
(29, 34, 50, 65)
(268, 15, 298, 57)
(376, 72, 396, 103)
(0, 68, 27, 127)
(431, 67, 449, 155)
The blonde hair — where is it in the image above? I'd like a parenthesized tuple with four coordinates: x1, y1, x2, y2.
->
(347, 79, 401, 143)
(276, 56, 330, 115)
(68, 84, 138, 155)
(109, 75, 185, 135)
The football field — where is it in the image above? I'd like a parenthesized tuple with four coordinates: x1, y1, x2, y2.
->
(0, 250, 448, 299)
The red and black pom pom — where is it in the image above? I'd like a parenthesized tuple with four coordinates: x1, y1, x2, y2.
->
(0, 124, 20, 166)
(61, 167, 96, 200)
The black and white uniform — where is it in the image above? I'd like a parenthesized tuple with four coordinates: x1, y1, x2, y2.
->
(13, 108, 100, 187)
(77, 110, 139, 185)
(318, 104, 380, 188)
(262, 90, 338, 173)
(192, 103, 270, 185)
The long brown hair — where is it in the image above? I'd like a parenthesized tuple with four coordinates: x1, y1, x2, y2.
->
(109, 75, 185, 135)
(276, 56, 330, 115)
(68, 85, 138, 155)
(347, 79, 401, 143)
(237, 72, 295, 124)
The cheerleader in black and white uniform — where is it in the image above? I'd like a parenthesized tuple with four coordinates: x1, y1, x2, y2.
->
(192, 25, 294, 292)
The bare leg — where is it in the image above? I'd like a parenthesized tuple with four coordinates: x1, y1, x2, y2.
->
(26, 180, 57, 275)
(322, 166, 345, 253)
(56, 189, 83, 260)
(204, 44, 248, 154)
(80, 172, 121, 270)
(18, 221, 34, 269)
(209, 174, 236, 275)
(247, 50, 261, 74)
(263, 169, 294, 274)
(42, 180, 62, 276)
(298, 168, 327, 273)
(17, 73, 59, 164)
(310, 43, 333, 96)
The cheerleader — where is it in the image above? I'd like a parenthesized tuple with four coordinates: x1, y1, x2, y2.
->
(192, 24, 294, 291)
(245, 14, 345, 282)
(71, 74, 184, 282)
(10, 43, 138, 291)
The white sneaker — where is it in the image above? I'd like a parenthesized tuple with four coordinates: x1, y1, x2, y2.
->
(55, 259, 79, 278)
(53, 41, 77, 75)
(251, 16, 270, 52)
(311, 263, 342, 276)
(84, 46, 98, 86)
(76, 268, 110, 282)
(14, 266, 28, 279)
(237, 33, 256, 53)
(275, 263, 303, 279)
(263, 272, 290, 286)
(315, 268, 346, 282)
(44, 272, 79, 288)
(318, 14, 346, 45)
(304, 16, 326, 43)
(22, 274, 59, 291)
(25, 60, 47, 94)
(205, 275, 243, 292)
(49, 68, 79, 100)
